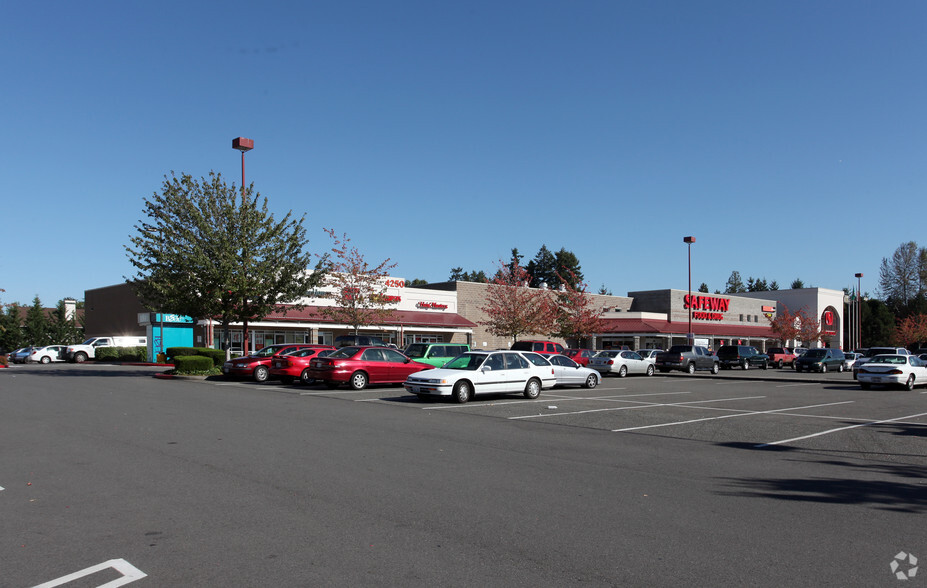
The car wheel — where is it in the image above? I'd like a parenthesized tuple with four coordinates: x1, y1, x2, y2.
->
(253, 366, 269, 382)
(837, 364, 844, 373)
(777, 360, 783, 369)
(905, 374, 915, 391)
(300, 369, 315, 385)
(350, 371, 368, 390)
(584, 374, 598, 388)
(618, 365, 628, 377)
(860, 382, 871, 390)
(40, 356, 51, 364)
(452, 380, 471, 403)
(820, 364, 827, 373)
(741, 360, 749, 370)
(761, 361, 768, 370)
(524, 378, 541, 399)
(74, 352, 87, 363)
(280, 376, 294, 385)
(711, 363, 719, 375)
(687, 362, 696, 375)
(646, 365, 654, 377)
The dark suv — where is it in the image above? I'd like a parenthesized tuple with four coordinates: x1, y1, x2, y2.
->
(794, 348, 846, 373)
(717, 345, 769, 370)
(335, 335, 388, 348)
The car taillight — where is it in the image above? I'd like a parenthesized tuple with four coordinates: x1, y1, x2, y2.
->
(607, 360, 614, 365)
(887, 369, 904, 375)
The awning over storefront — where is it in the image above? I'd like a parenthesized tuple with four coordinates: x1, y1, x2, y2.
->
(249, 305, 477, 329)
(598, 318, 774, 339)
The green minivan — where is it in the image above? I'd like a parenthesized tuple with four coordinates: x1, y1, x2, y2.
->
(402, 343, 470, 367)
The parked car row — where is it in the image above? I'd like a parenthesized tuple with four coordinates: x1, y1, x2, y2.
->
(8, 345, 70, 364)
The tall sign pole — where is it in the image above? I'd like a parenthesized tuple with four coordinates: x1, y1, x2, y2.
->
(684, 236, 696, 345)
(233, 137, 254, 356)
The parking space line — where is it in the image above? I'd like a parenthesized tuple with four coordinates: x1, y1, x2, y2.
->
(612, 400, 854, 432)
(421, 390, 694, 411)
(514, 395, 765, 420)
(774, 383, 819, 388)
(755, 410, 927, 448)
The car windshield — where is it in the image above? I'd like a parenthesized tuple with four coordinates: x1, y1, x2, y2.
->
(404, 344, 427, 358)
(443, 353, 487, 370)
(327, 346, 361, 359)
(805, 350, 826, 358)
(595, 351, 620, 358)
(868, 355, 907, 364)
(253, 346, 286, 358)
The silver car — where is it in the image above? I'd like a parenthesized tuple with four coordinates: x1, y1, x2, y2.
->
(544, 354, 601, 388)
(589, 350, 655, 377)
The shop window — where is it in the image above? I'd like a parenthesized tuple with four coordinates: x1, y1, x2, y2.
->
(317, 331, 333, 345)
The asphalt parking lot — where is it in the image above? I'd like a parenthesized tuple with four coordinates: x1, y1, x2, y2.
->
(3, 363, 926, 586)
(192, 365, 927, 466)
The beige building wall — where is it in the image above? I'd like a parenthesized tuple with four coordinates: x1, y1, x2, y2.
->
(428, 281, 633, 350)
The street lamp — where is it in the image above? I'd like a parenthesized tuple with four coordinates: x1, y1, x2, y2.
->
(855, 272, 863, 350)
(233, 137, 254, 355)
(684, 236, 696, 345)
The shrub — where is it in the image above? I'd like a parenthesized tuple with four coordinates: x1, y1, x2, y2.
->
(173, 355, 213, 373)
(165, 346, 227, 367)
(96, 347, 119, 361)
(94, 346, 147, 362)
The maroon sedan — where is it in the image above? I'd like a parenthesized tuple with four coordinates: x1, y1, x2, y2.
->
(222, 343, 320, 382)
(307, 346, 431, 390)
(269, 346, 337, 384)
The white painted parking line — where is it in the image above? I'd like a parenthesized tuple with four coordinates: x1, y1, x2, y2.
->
(774, 383, 819, 388)
(33, 558, 147, 587)
(755, 410, 927, 448)
(514, 395, 765, 420)
(612, 401, 854, 432)
(420, 390, 694, 410)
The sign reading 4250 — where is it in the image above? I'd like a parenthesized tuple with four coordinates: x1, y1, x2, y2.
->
(384, 279, 405, 288)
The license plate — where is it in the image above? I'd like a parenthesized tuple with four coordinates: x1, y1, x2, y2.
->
(873, 377, 882, 383)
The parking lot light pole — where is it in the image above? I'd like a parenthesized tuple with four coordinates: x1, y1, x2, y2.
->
(233, 137, 254, 356)
(684, 236, 696, 345)
(855, 272, 863, 350)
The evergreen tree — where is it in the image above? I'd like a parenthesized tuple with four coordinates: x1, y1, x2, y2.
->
(724, 271, 746, 294)
(554, 248, 583, 288)
(47, 300, 82, 345)
(698, 283, 709, 293)
(23, 296, 49, 345)
(526, 245, 557, 288)
(791, 278, 805, 289)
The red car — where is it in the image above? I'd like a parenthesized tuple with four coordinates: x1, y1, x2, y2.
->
(269, 346, 337, 384)
(307, 346, 431, 390)
(222, 343, 320, 382)
(510, 340, 565, 356)
(563, 348, 595, 366)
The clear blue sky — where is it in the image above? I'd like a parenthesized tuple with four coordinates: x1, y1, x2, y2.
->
(3, 1, 924, 307)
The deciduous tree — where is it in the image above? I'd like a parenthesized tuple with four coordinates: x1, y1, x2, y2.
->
(552, 269, 603, 346)
(314, 229, 398, 336)
(480, 260, 556, 342)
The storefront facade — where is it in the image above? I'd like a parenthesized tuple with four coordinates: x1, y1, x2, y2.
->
(85, 281, 844, 356)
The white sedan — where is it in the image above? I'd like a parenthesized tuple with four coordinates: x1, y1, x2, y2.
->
(589, 350, 655, 377)
(857, 354, 927, 390)
(404, 350, 556, 403)
(637, 349, 661, 363)
(26, 345, 69, 364)
(544, 354, 600, 388)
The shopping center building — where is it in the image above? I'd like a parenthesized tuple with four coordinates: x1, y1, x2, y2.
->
(83, 280, 846, 357)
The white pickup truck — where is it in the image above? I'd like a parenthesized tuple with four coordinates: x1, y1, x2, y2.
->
(65, 336, 148, 363)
